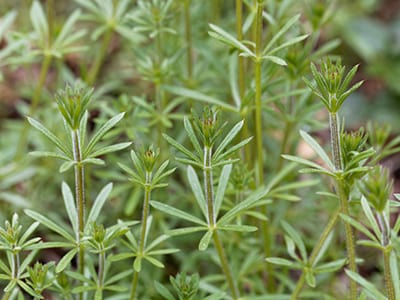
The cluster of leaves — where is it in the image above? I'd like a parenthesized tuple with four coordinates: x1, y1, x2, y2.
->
(0, 0, 400, 299)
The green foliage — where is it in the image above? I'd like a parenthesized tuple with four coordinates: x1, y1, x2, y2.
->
(1, 0, 400, 299)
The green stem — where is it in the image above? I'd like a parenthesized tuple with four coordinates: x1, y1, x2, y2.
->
(383, 248, 395, 300)
(87, 28, 113, 85)
(329, 112, 357, 299)
(204, 146, 215, 226)
(97, 249, 105, 298)
(2, 292, 11, 300)
(254, 1, 263, 186)
(203, 146, 240, 299)
(130, 172, 152, 300)
(72, 129, 86, 300)
(184, 0, 193, 80)
(291, 207, 340, 299)
(15, 54, 52, 159)
(213, 231, 240, 300)
(236, 0, 244, 99)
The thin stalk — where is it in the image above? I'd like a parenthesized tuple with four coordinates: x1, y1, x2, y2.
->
(72, 129, 86, 300)
(204, 146, 215, 226)
(15, 54, 52, 159)
(130, 172, 152, 300)
(254, 0, 263, 186)
(377, 213, 395, 300)
(236, 0, 244, 99)
(383, 248, 395, 300)
(213, 231, 240, 300)
(203, 146, 240, 299)
(184, 0, 193, 80)
(97, 249, 106, 298)
(87, 28, 113, 85)
(329, 112, 357, 299)
(2, 292, 11, 300)
(291, 206, 340, 299)
(254, 1, 274, 291)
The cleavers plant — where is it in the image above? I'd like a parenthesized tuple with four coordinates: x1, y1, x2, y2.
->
(1, 0, 400, 299)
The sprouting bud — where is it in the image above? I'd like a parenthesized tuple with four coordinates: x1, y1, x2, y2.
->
(170, 272, 199, 300)
(341, 127, 367, 168)
(92, 222, 106, 244)
(28, 262, 49, 288)
(55, 84, 93, 130)
(56, 271, 70, 290)
(367, 122, 391, 151)
(359, 166, 393, 212)
(304, 58, 363, 113)
(142, 145, 160, 172)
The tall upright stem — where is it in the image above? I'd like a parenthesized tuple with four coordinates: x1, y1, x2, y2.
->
(130, 172, 152, 300)
(254, 1, 263, 186)
(184, 0, 193, 80)
(329, 112, 357, 299)
(236, 0, 244, 99)
(383, 248, 395, 300)
(72, 129, 86, 300)
(203, 146, 240, 299)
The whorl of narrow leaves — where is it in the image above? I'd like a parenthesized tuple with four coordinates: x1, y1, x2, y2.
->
(55, 85, 93, 130)
(304, 59, 363, 113)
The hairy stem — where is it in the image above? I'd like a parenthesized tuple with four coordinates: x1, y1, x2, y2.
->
(291, 207, 340, 299)
(72, 129, 86, 300)
(87, 28, 113, 85)
(329, 112, 357, 299)
(383, 248, 395, 300)
(16, 54, 52, 159)
(130, 172, 152, 300)
(97, 249, 106, 298)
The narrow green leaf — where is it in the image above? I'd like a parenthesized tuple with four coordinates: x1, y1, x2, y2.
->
(56, 248, 78, 273)
(265, 257, 296, 267)
(184, 116, 202, 158)
(24, 209, 75, 243)
(208, 23, 254, 57)
(144, 256, 165, 269)
(263, 14, 300, 54)
(167, 226, 207, 236)
(187, 166, 208, 221)
(305, 269, 316, 288)
(163, 133, 199, 162)
(262, 55, 287, 66)
(214, 164, 232, 217)
(84, 112, 125, 157)
(29, 151, 71, 161)
(30, 0, 48, 41)
(59, 161, 76, 173)
(281, 221, 307, 262)
(19, 221, 39, 246)
(199, 230, 213, 251)
(150, 201, 207, 226)
(345, 270, 386, 300)
(314, 258, 347, 274)
(86, 183, 113, 231)
(339, 213, 378, 243)
(62, 182, 78, 236)
(154, 281, 175, 300)
(218, 187, 267, 225)
(218, 224, 257, 232)
(134, 257, 142, 272)
(360, 197, 381, 240)
(300, 130, 334, 170)
(214, 121, 244, 158)
(89, 142, 132, 158)
(27, 117, 71, 157)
